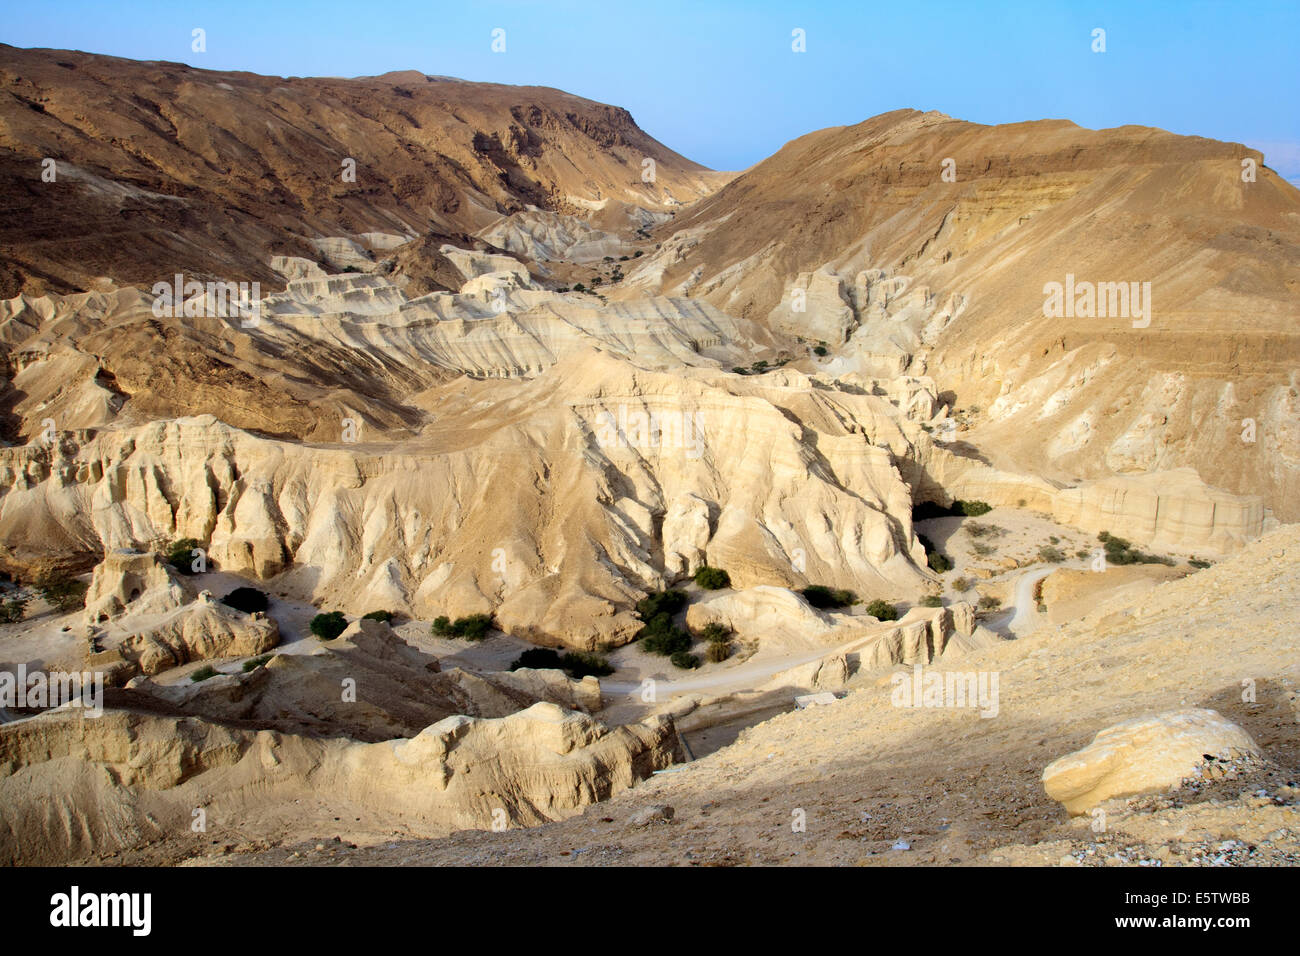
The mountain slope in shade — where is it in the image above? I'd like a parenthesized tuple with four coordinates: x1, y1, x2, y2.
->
(628, 109, 1300, 519)
(0, 44, 728, 296)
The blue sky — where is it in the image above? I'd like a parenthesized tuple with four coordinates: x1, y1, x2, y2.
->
(4, 0, 1298, 178)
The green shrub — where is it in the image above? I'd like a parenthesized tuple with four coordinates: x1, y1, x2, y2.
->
(190, 665, 218, 682)
(865, 599, 898, 621)
(572, 282, 585, 292)
(955, 500, 992, 517)
(927, 552, 953, 573)
(696, 622, 732, 643)
(964, 522, 1005, 539)
(1038, 545, 1066, 563)
(669, 651, 699, 670)
(221, 587, 269, 614)
(635, 589, 687, 621)
(920, 595, 943, 608)
(705, 641, 730, 663)
(0, 597, 27, 623)
(310, 611, 348, 640)
(693, 566, 731, 590)
(800, 585, 857, 609)
(510, 647, 612, 678)
(361, 610, 394, 623)
(511, 647, 564, 670)
(431, 615, 453, 635)
(36, 573, 88, 613)
(952, 576, 975, 592)
(242, 655, 273, 672)
(641, 620, 692, 656)
(559, 651, 613, 678)
(972, 542, 995, 556)
(1098, 532, 1175, 566)
(165, 537, 202, 575)
(813, 346, 828, 357)
(450, 613, 494, 640)
(977, 596, 1001, 610)
(1189, 557, 1211, 569)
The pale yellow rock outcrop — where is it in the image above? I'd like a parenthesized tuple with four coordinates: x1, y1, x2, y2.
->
(1041, 708, 1261, 814)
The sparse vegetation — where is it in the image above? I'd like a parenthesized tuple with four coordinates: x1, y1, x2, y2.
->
(953, 576, 975, 592)
(310, 611, 348, 641)
(977, 595, 1002, 610)
(813, 345, 828, 357)
(972, 542, 995, 556)
(0, 596, 28, 623)
(964, 522, 1006, 539)
(165, 537, 202, 575)
(865, 599, 898, 621)
(190, 665, 218, 682)
(927, 552, 953, 573)
(705, 641, 730, 663)
(695, 622, 732, 643)
(36, 573, 88, 613)
(1189, 557, 1212, 569)
(800, 585, 858, 609)
(431, 613, 494, 640)
(1038, 545, 1066, 563)
(955, 499, 992, 517)
(1097, 531, 1176, 566)
(511, 647, 613, 677)
(242, 655, 273, 672)
(693, 566, 731, 590)
(361, 610, 394, 623)
(669, 650, 699, 670)
(636, 589, 691, 655)
(920, 595, 943, 608)
(221, 587, 269, 614)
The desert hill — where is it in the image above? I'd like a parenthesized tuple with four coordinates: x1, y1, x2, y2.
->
(0, 44, 727, 296)
(628, 109, 1300, 519)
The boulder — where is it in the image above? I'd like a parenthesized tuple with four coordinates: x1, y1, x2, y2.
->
(1041, 708, 1261, 814)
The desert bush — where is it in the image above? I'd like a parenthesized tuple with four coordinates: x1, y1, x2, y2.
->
(955, 500, 992, 517)
(361, 610, 394, 623)
(693, 566, 731, 590)
(636, 589, 688, 621)
(920, 595, 943, 608)
(453, 614, 494, 640)
(1098, 531, 1175, 566)
(696, 622, 732, 643)
(964, 522, 1006, 539)
(865, 599, 898, 621)
(800, 585, 857, 609)
(221, 587, 268, 614)
(431, 615, 452, 635)
(36, 573, 88, 613)
(927, 552, 953, 573)
(641, 620, 692, 656)
(952, 576, 975, 592)
(813, 345, 828, 356)
(310, 611, 348, 641)
(165, 537, 203, 575)
(1189, 557, 1211, 569)
(705, 641, 730, 663)
(559, 651, 613, 678)
(242, 655, 273, 672)
(0, 597, 27, 623)
(972, 542, 995, 556)
(669, 651, 699, 670)
(977, 596, 1001, 610)
(1038, 545, 1066, 563)
(190, 665, 218, 682)
(511, 647, 564, 670)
